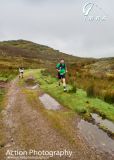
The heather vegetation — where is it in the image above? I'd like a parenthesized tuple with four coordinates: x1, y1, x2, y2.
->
(46, 60, 114, 105)
(23, 69, 114, 122)
(0, 40, 114, 119)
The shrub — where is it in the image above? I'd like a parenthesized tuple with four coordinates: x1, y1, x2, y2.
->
(69, 83, 77, 93)
(104, 90, 114, 104)
(41, 69, 50, 76)
(68, 75, 77, 93)
(74, 106, 87, 115)
(87, 84, 95, 97)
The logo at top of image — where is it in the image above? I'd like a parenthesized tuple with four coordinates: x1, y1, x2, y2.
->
(82, 1, 107, 22)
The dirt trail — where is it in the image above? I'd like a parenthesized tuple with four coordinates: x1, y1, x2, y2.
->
(0, 78, 111, 160)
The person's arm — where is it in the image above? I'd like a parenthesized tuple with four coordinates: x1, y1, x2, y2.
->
(56, 64, 60, 72)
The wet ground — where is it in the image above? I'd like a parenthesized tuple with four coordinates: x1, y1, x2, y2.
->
(1, 77, 104, 160)
(25, 77, 39, 90)
(39, 93, 61, 110)
(26, 84, 39, 90)
(78, 119, 114, 158)
(39, 91, 114, 158)
(29, 77, 114, 159)
(1, 76, 114, 159)
(91, 113, 114, 133)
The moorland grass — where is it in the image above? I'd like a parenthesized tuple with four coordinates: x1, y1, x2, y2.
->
(24, 69, 114, 122)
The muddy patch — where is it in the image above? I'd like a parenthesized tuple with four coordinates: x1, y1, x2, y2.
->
(0, 81, 6, 88)
(26, 84, 39, 90)
(25, 77, 37, 86)
(78, 119, 114, 157)
(39, 93, 61, 110)
(25, 77, 39, 90)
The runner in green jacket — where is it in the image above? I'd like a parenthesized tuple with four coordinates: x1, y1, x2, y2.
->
(56, 59, 67, 91)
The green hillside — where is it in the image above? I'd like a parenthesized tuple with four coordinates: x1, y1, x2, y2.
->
(0, 39, 114, 137)
(0, 40, 98, 69)
(0, 39, 114, 106)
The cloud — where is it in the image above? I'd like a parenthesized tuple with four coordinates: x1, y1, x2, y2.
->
(0, 0, 113, 58)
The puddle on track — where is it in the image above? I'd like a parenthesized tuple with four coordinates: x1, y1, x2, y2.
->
(26, 85, 38, 90)
(91, 113, 114, 133)
(78, 119, 114, 156)
(39, 93, 61, 110)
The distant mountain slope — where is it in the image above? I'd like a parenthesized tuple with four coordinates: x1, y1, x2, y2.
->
(86, 58, 114, 73)
(0, 39, 113, 71)
(0, 40, 80, 62)
(0, 39, 97, 69)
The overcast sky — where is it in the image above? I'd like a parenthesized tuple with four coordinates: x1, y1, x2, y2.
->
(0, 0, 114, 58)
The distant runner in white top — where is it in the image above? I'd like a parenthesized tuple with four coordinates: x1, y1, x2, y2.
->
(19, 67, 24, 78)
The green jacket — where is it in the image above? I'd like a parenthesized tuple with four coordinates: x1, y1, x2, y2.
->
(56, 63, 66, 75)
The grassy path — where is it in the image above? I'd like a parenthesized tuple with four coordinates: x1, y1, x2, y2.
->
(0, 72, 107, 160)
(26, 69, 114, 122)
